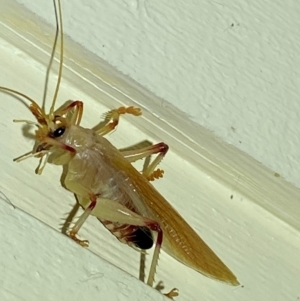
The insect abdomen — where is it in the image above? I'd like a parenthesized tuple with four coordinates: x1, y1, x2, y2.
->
(101, 221, 154, 250)
(131, 226, 153, 250)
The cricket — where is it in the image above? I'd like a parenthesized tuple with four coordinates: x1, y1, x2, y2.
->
(0, 0, 239, 298)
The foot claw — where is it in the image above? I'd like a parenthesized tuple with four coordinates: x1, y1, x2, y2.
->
(155, 281, 179, 299)
(164, 288, 179, 299)
(70, 233, 89, 247)
(146, 169, 164, 181)
(154, 280, 165, 291)
(117, 106, 142, 116)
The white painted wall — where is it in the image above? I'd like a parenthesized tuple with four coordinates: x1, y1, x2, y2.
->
(15, 0, 300, 188)
(1, 1, 300, 301)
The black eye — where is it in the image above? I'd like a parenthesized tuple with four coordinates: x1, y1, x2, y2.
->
(52, 126, 65, 138)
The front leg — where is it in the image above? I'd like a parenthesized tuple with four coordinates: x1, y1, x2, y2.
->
(95, 106, 141, 136)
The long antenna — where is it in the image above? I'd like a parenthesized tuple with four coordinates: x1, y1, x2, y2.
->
(49, 0, 64, 117)
(41, 1, 58, 111)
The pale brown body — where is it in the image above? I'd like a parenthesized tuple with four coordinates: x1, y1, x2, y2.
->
(52, 122, 238, 286)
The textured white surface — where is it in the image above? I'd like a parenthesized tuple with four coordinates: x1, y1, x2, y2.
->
(1, 1, 300, 301)
(14, 0, 300, 188)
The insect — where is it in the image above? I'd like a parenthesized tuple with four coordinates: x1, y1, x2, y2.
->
(0, 0, 239, 298)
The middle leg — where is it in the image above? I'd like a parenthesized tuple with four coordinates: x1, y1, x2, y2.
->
(121, 142, 169, 181)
